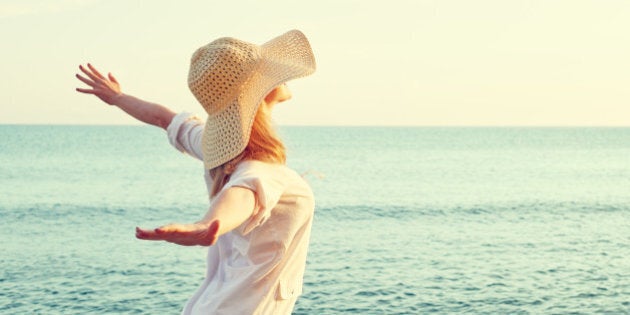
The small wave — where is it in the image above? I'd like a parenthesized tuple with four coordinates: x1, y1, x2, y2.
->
(315, 201, 630, 222)
(0, 202, 208, 225)
(316, 205, 446, 221)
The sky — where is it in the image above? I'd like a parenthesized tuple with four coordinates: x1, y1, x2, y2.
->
(1, 0, 629, 126)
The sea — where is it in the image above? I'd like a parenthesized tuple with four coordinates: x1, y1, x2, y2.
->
(1, 125, 629, 314)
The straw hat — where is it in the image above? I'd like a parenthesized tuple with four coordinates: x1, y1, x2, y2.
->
(188, 30, 316, 170)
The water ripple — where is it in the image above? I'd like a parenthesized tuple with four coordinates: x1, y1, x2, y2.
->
(1, 201, 629, 314)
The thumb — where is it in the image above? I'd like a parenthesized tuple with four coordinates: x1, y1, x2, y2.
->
(209, 220, 220, 234)
(201, 220, 220, 246)
(108, 72, 119, 84)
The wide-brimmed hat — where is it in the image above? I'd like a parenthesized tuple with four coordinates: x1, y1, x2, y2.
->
(188, 30, 316, 170)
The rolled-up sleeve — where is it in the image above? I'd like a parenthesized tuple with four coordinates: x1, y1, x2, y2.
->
(166, 112, 204, 161)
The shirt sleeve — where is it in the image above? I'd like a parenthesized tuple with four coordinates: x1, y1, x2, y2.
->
(224, 163, 287, 235)
(166, 112, 204, 161)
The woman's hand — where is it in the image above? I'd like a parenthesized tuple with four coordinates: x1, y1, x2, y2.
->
(136, 187, 255, 247)
(74, 63, 176, 129)
(136, 220, 220, 246)
(76, 63, 122, 105)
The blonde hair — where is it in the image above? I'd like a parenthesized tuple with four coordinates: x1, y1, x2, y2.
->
(208, 102, 286, 197)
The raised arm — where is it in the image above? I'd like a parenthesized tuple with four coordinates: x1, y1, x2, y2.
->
(76, 63, 176, 130)
(135, 187, 257, 246)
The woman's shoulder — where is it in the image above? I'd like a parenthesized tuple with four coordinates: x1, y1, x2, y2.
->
(233, 160, 300, 180)
(229, 160, 313, 201)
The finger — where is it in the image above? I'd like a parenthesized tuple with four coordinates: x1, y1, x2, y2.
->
(155, 224, 179, 234)
(135, 227, 166, 240)
(136, 227, 154, 234)
(157, 225, 206, 244)
(108, 73, 119, 84)
(75, 88, 96, 94)
(87, 63, 106, 79)
(79, 64, 101, 83)
(75, 73, 95, 87)
(135, 226, 154, 238)
(155, 223, 195, 234)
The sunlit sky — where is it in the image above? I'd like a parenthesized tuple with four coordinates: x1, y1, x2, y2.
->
(1, 0, 629, 126)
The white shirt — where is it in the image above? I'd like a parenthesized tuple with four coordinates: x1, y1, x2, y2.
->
(167, 112, 315, 315)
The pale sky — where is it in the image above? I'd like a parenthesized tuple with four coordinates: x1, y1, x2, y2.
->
(1, 0, 628, 126)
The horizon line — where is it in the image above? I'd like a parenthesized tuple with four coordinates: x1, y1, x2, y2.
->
(1, 123, 630, 128)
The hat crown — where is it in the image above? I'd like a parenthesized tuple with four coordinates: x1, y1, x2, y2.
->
(188, 37, 261, 115)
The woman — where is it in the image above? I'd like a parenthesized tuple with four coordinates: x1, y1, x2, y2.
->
(76, 30, 316, 315)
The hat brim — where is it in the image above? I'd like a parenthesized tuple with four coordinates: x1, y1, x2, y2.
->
(201, 30, 316, 170)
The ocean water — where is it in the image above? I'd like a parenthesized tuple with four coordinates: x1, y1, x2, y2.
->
(1, 125, 629, 314)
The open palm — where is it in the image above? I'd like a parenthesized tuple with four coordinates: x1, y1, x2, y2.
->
(75, 63, 122, 105)
(136, 220, 220, 246)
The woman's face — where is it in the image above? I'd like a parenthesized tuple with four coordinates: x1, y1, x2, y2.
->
(264, 84, 292, 105)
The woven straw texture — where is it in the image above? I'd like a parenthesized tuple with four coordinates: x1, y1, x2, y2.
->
(188, 30, 316, 170)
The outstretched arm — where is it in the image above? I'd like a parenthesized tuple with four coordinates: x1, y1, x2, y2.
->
(76, 63, 176, 130)
(136, 187, 257, 246)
